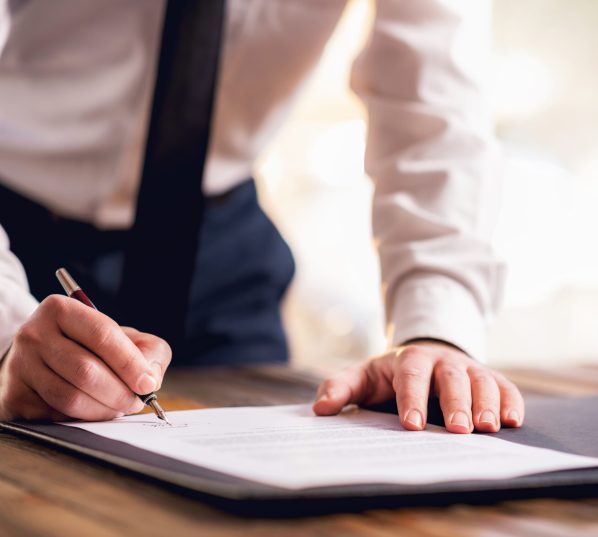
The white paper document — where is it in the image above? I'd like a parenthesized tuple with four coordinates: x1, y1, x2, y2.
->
(63, 404, 598, 490)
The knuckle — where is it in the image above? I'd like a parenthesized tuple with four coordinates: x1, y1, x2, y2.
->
(320, 379, 336, 392)
(476, 402, 498, 414)
(473, 392, 498, 406)
(89, 321, 114, 350)
(393, 366, 426, 395)
(20, 404, 49, 421)
(320, 376, 349, 396)
(503, 380, 523, 401)
(443, 396, 470, 409)
(398, 366, 424, 380)
(494, 372, 521, 399)
(59, 389, 85, 416)
(42, 294, 70, 317)
(469, 370, 493, 387)
(437, 365, 465, 380)
(494, 372, 520, 393)
(378, 351, 396, 363)
(473, 390, 500, 407)
(396, 388, 423, 407)
(73, 359, 98, 388)
(116, 352, 138, 377)
(20, 406, 41, 421)
(502, 378, 519, 392)
(112, 390, 135, 412)
(492, 371, 508, 383)
(14, 322, 39, 346)
(399, 346, 422, 362)
(156, 337, 172, 365)
(346, 363, 366, 379)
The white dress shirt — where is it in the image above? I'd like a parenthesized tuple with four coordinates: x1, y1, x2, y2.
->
(0, 0, 504, 361)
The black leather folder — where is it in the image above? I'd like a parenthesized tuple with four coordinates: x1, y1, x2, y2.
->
(2, 394, 598, 516)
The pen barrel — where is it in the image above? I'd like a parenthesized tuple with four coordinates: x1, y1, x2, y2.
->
(70, 289, 97, 310)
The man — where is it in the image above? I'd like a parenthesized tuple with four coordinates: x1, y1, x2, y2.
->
(0, 0, 524, 433)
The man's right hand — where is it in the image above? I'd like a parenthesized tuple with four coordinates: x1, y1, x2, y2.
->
(0, 295, 172, 421)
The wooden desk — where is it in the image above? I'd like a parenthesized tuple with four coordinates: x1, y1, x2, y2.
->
(2, 365, 598, 537)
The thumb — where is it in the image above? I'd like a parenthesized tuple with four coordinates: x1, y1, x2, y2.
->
(312, 365, 369, 416)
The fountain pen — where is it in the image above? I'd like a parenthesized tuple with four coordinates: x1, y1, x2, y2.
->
(55, 267, 171, 425)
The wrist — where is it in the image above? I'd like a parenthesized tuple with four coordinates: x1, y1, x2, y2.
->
(401, 338, 468, 356)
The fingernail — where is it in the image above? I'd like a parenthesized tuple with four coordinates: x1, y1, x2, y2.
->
(405, 409, 423, 429)
(450, 411, 470, 429)
(508, 410, 520, 424)
(138, 373, 157, 394)
(316, 393, 329, 403)
(480, 410, 496, 425)
(328, 389, 343, 401)
(115, 412, 125, 418)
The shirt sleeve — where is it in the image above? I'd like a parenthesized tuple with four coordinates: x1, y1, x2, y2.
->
(0, 225, 38, 358)
(351, 0, 505, 361)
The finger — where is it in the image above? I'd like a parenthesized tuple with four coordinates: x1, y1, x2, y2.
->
(313, 366, 365, 416)
(434, 363, 473, 434)
(44, 296, 159, 394)
(313, 356, 395, 416)
(23, 358, 122, 421)
(41, 334, 143, 414)
(394, 349, 435, 431)
(469, 367, 501, 433)
(121, 327, 172, 390)
(0, 365, 68, 422)
(494, 372, 525, 428)
(8, 382, 68, 422)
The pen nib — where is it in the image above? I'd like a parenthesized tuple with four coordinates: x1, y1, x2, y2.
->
(148, 398, 172, 426)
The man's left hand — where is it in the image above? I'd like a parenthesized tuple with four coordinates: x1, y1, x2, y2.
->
(313, 341, 524, 433)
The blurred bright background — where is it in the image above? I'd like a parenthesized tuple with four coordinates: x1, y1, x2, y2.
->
(255, 0, 598, 372)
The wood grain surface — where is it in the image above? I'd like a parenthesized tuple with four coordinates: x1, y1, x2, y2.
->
(1, 364, 598, 537)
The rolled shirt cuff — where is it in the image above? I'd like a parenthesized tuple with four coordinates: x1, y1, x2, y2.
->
(387, 274, 489, 362)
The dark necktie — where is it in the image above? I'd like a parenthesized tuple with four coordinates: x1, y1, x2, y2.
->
(117, 0, 226, 351)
